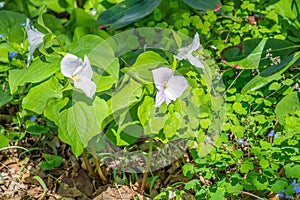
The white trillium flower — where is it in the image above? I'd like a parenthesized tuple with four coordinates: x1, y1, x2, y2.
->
(0, 2, 6, 8)
(176, 33, 205, 69)
(152, 67, 188, 107)
(61, 53, 96, 99)
(26, 18, 45, 66)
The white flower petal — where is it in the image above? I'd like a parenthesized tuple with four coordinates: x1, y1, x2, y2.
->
(74, 77, 96, 99)
(186, 54, 205, 69)
(79, 55, 93, 79)
(164, 76, 188, 99)
(187, 32, 200, 53)
(176, 47, 189, 60)
(26, 18, 45, 65)
(152, 67, 173, 91)
(176, 33, 201, 62)
(61, 53, 83, 78)
(155, 90, 166, 107)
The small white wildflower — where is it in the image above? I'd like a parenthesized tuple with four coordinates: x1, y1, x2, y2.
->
(0, 2, 5, 8)
(26, 18, 45, 66)
(176, 33, 205, 69)
(152, 67, 188, 107)
(60, 53, 96, 99)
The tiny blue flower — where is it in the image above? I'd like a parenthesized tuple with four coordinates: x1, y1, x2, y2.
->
(0, 34, 4, 39)
(274, 134, 278, 138)
(238, 138, 244, 145)
(9, 52, 17, 59)
(292, 179, 297, 185)
(278, 192, 284, 198)
(268, 130, 274, 137)
(285, 194, 290, 199)
(21, 22, 26, 26)
(294, 184, 300, 194)
(30, 116, 37, 121)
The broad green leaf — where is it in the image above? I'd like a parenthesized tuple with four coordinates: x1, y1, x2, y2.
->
(253, 176, 268, 190)
(30, 0, 76, 14)
(37, 13, 64, 33)
(271, 179, 288, 193)
(240, 161, 254, 173)
(0, 90, 13, 108)
(67, 34, 105, 58)
(221, 38, 297, 69)
(97, 0, 162, 29)
(183, 0, 221, 11)
(185, 179, 200, 190)
(267, 0, 300, 20)
(232, 102, 247, 115)
(182, 163, 195, 178)
(44, 98, 69, 125)
(8, 55, 60, 94)
(284, 163, 300, 178)
(58, 97, 108, 157)
(0, 43, 15, 63)
(93, 59, 120, 92)
(108, 75, 143, 115)
(22, 77, 63, 114)
(241, 51, 300, 94)
(0, 133, 9, 148)
(210, 189, 224, 200)
(0, 11, 26, 35)
(122, 51, 168, 84)
(106, 121, 142, 146)
(138, 96, 155, 126)
(275, 92, 300, 125)
(41, 154, 63, 170)
(67, 8, 95, 31)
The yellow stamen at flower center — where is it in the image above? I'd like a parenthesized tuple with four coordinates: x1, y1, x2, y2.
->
(72, 75, 81, 82)
(164, 81, 168, 89)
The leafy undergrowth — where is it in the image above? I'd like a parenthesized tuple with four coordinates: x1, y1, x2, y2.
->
(1, 0, 300, 200)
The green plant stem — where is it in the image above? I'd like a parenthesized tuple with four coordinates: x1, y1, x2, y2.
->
(82, 149, 94, 176)
(90, 143, 107, 182)
(222, 69, 245, 97)
(140, 137, 153, 195)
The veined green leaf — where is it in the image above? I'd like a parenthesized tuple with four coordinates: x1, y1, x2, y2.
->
(183, 0, 221, 11)
(275, 92, 300, 125)
(122, 51, 168, 84)
(22, 77, 63, 114)
(0, 10, 26, 35)
(58, 97, 108, 157)
(241, 51, 300, 94)
(8, 55, 60, 94)
(97, 0, 162, 29)
(108, 75, 143, 115)
(222, 38, 298, 69)
(44, 98, 69, 125)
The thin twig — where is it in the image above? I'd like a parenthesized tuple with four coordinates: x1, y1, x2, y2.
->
(222, 69, 245, 97)
(235, 190, 264, 200)
(115, 183, 124, 200)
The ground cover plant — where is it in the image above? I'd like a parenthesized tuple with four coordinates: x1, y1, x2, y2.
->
(0, 0, 299, 199)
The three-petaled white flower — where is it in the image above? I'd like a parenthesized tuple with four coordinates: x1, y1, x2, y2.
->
(152, 67, 188, 107)
(26, 18, 45, 66)
(176, 33, 204, 69)
(61, 53, 96, 99)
